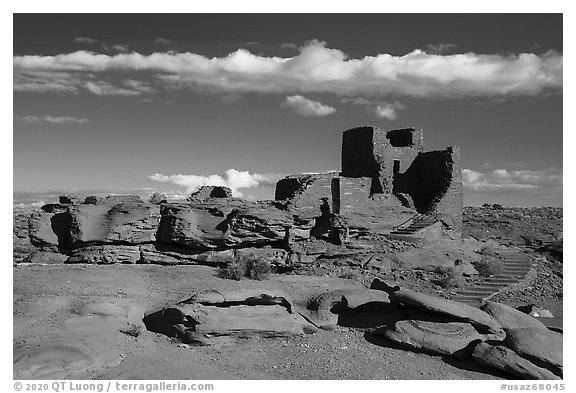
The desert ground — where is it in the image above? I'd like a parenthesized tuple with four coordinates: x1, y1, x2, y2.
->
(13, 205, 562, 380)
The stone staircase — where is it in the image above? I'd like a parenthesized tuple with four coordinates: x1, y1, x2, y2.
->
(390, 213, 438, 235)
(451, 249, 532, 306)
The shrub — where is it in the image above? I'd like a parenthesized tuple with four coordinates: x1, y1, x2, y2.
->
(217, 255, 272, 281)
(432, 266, 462, 289)
(245, 257, 272, 280)
(473, 257, 504, 278)
(479, 245, 496, 256)
(217, 259, 245, 280)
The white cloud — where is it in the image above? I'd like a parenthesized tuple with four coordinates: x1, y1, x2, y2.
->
(462, 168, 562, 191)
(373, 104, 399, 120)
(282, 95, 336, 117)
(111, 44, 130, 53)
(17, 115, 89, 124)
(13, 40, 563, 97)
(341, 97, 406, 120)
(72, 37, 98, 45)
(84, 80, 151, 96)
(154, 37, 172, 45)
(148, 169, 283, 197)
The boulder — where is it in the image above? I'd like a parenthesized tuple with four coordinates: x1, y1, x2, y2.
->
(304, 289, 390, 330)
(66, 245, 141, 264)
(472, 342, 561, 380)
(371, 280, 503, 334)
(68, 203, 160, 247)
(482, 301, 548, 331)
(381, 320, 501, 358)
(504, 327, 563, 376)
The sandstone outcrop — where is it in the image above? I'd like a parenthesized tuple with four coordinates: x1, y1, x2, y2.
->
(381, 320, 500, 358)
(66, 245, 141, 264)
(371, 279, 503, 334)
(304, 289, 390, 330)
(156, 201, 311, 250)
(143, 288, 309, 345)
(482, 301, 548, 331)
(472, 342, 561, 380)
(503, 327, 563, 376)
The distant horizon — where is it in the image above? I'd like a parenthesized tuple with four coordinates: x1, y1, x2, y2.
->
(13, 186, 563, 208)
(14, 14, 562, 208)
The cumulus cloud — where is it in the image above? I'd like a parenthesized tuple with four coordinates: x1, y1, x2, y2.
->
(341, 97, 406, 120)
(373, 103, 405, 120)
(462, 168, 562, 191)
(148, 169, 283, 197)
(111, 44, 130, 53)
(17, 115, 89, 124)
(282, 95, 336, 117)
(13, 40, 563, 97)
(72, 37, 98, 45)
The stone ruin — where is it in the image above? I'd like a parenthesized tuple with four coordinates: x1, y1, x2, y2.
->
(276, 126, 463, 237)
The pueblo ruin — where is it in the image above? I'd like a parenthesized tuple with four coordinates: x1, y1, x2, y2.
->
(23, 126, 463, 265)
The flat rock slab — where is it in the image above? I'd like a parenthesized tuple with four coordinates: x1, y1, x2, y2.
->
(385, 286, 503, 334)
(381, 320, 502, 358)
(482, 301, 548, 331)
(177, 304, 305, 337)
(472, 342, 561, 380)
(504, 327, 563, 376)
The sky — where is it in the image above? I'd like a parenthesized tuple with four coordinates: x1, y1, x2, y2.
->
(12, 13, 563, 207)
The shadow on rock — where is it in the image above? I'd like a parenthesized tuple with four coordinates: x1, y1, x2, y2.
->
(442, 354, 511, 379)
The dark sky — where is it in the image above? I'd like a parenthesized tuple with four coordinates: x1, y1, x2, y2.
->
(13, 14, 563, 206)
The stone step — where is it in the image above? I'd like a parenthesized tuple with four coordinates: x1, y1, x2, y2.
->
(457, 290, 497, 297)
(451, 297, 484, 304)
(488, 275, 523, 280)
(475, 282, 508, 288)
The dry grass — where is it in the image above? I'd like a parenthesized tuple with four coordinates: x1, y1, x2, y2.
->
(432, 266, 463, 289)
(473, 257, 504, 277)
(218, 255, 272, 281)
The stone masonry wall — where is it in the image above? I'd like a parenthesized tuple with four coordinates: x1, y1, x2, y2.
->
(405, 147, 463, 234)
(331, 177, 372, 215)
(275, 173, 339, 218)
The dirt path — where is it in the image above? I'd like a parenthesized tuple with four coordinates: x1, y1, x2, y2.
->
(13, 263, 506, 380)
